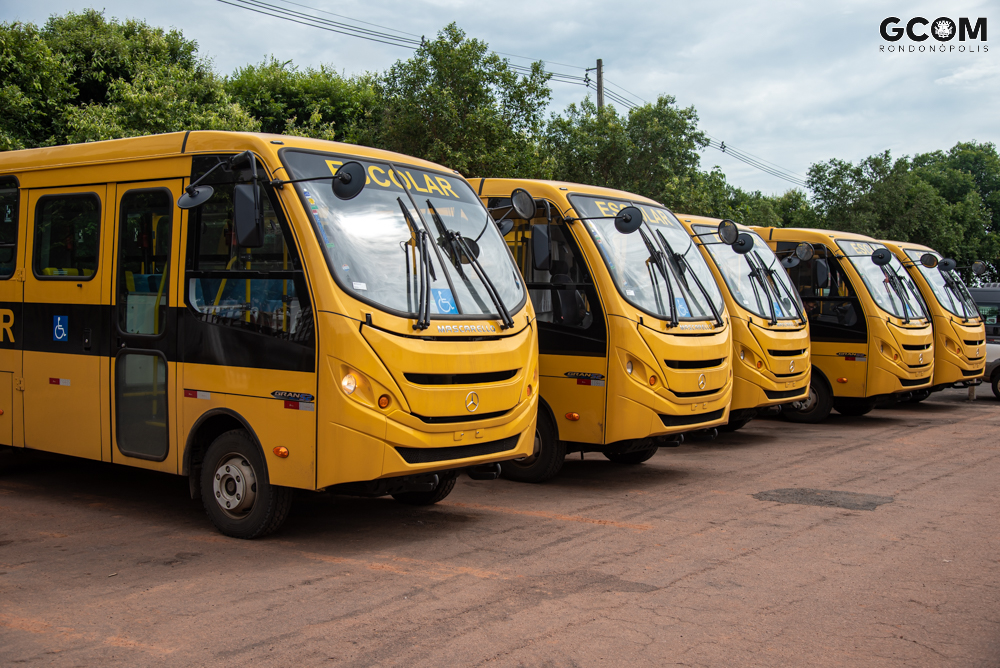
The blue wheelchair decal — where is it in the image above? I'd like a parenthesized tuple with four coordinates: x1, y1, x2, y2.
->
(53, 316, 68, 342)
(432, 289, 456, 314)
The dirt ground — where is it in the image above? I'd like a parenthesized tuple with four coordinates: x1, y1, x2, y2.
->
(1, 388, 998, 667)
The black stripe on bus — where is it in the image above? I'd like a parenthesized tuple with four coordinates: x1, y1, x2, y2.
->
(0, 301, 314, 373)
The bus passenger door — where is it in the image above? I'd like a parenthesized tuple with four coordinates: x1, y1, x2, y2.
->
(109, 183, 181, 472)
(23, 187, 107, 459)
(0, 179, 22, 447)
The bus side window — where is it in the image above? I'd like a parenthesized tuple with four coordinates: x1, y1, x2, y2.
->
(777, 242, 865, 342)
(33, 193, 101, 280)
(0, 179, 17, 278)
(186, 160, 313, 343)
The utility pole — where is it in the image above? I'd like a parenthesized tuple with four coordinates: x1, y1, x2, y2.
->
(596, 59, 604, 110)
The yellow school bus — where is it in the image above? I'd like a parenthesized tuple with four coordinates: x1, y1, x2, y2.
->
(754, 227, 933, 421)
(0, 132, 538, 537)
(881, 240, 986, 398)
(470, 179, 733, 481)
(676, 215, 810, 430)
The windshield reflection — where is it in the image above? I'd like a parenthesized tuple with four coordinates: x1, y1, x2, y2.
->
(282, 150, 524, 319)
(903, 249, 980, 320)
(836, 240, 927, 321)
(570, 195, 724, 322)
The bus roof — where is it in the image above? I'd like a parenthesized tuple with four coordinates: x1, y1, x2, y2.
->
(471, 178, 664, 209)
(674, 213, 752, 232)
(752, 226, 884, 246)
(0, 131, 458, 179)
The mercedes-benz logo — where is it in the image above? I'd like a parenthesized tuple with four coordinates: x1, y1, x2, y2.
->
(465, 391, 480, 412)
(919, 353, 924, 364)
(698, 374, 706, 390)
(789, 360, 795, 373)
(977, 347, 981, 356)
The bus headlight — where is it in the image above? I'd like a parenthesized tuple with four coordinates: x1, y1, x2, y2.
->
(341, 373, 358, 395)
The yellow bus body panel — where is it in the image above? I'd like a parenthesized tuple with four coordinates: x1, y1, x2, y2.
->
(0, 132, 537, 493)
(472, 178, 733, 445)
(754, 227, 934, 400)
(881, 240, 985, 388)
(677, 215, 810, 414)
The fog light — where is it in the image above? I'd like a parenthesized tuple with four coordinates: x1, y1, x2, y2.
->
(273, 446, 289, 458)
(626, 361, 633, 374)
(649, 375, 657, 386)
(341, 373, 357, 394)
(378, 394, 391, 409)
(565, 412, 580, 421)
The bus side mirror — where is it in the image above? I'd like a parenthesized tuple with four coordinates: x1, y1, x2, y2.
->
(233, 184, 265, 248)
(511, 188, 536, 220)
(795, 243, 813, 261)
(938, 258, 957, 271)
(332, 161, 366, 200)
(972, 260, 988, 276)
(614, 207, 643, 234)
(732, 233, 754, 255)
(871, 248, 892, 266)
(718, 219, 738, 245)
(496, 219, 514, 236)
(920, 253, 938, 268)
(532, 224, 551, 271)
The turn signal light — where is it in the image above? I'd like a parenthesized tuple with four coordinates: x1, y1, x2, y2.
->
(273, 446, 289, 458)
(836, 377, 848, 384)
(378, 394, 391, 409)
(756, 360, 763, 370)
(649, 375, 657, 386)
(565, 412, 580, 421)
(526, 384, 533, 396)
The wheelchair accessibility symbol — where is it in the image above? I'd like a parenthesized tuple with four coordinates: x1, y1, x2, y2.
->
(431, 289, 456, 314)
(53, 316, 68, 342)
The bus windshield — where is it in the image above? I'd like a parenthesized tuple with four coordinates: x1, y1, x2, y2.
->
(282, 150, 524, 319)
(694, 226, 802, 321)
(836, 240, 927, 322)
(570, 195, 724, 321)
(903, 248, 980, 320)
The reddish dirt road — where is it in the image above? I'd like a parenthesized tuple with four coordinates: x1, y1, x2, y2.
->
(1, 389, 998, 666)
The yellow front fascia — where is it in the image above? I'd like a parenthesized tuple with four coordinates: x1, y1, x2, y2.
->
(678, 214, 810, 412)
(755, 227, 934, 399)
(881, 241, 985, 387)
(471, 178, 735, 445)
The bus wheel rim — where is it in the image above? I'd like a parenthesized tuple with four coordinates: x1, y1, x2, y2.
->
(800, 387, 818, 412)
(212, 455, 257, 519)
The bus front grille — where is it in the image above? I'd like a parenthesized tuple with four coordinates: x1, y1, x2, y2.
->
(902, 343, 931, 351)
(899, 377, 930, 387)
(394, 435, 520, 464)
(412, 410, 509, 424)
(659, 408, 725, 427)
(404, 370, 518, 385)
(768, 349, 807, 357)
(663, 359, 724, 370)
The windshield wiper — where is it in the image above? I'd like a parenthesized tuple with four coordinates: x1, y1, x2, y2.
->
(638, 228, 678, 327)
(398, 198, 435, 330)
(654, 229, 723, 328)
(759, 254, 806, 325)
(426, 200, 514, 330)
(881, 265, 916, 324)
(743, 252, 780, 325)
(940, 270, 976, 321)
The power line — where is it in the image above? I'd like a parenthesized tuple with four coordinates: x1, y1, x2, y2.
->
(218, 0, 810, 189)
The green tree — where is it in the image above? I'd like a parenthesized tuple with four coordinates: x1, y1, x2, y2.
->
(226, 57, 377, 142)
(0, 21, 73, 150)
(364, 23, 552, 177)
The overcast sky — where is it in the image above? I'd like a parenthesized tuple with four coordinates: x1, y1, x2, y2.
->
(6, 0, 997, 194)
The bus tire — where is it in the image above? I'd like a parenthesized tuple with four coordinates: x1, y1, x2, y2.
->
(500, 410, 564, 483)
(783, 378, 832, 424)
(992, 373, 1000, 400)
(201, 429, 292, 539)
(603, 447, 658, 464)
(391, 471, 458, 506)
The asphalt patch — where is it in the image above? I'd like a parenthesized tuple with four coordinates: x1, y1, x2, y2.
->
(753, 488, 894, 511)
